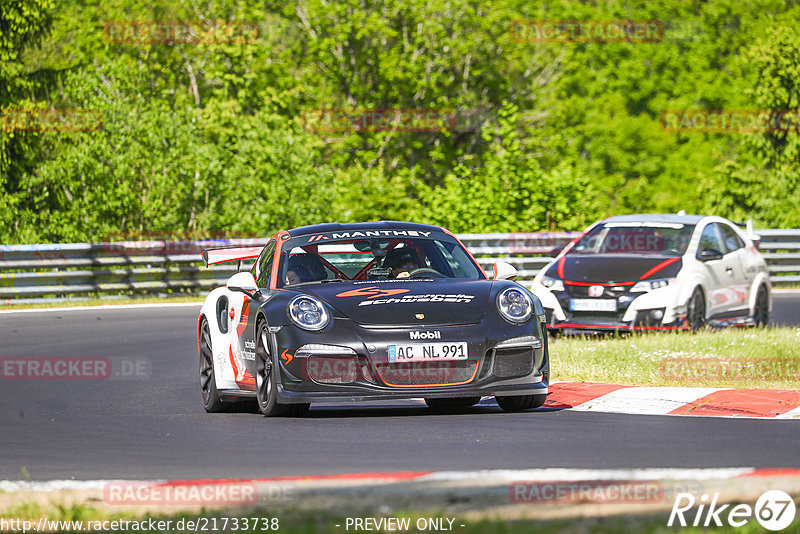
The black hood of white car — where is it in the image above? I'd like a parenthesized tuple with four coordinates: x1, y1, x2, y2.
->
(297, 279, 494, 326)
(547, 255, 683, 283)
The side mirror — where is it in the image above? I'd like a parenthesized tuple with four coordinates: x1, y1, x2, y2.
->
(548, 246, 565, 258)
(698, 248, 723, 262)
(493, 261, 518, 281)
(227, 272, 258, 295)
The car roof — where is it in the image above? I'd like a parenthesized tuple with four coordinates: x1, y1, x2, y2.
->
(601, 213, 705, 225)
(286, 221, 445, 237)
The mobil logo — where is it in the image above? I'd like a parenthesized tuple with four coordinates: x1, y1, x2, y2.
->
(410, 331, 441, 340)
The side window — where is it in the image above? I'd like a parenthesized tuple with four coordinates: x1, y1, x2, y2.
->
(432, 240, 462, 277)
(719, 224, 744, 254)
(697, 223, 723, 257)
(254, 239, 276, 288)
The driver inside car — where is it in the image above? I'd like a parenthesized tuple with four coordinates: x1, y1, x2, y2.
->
(286, 253, 328, 284)
(383, 247, 426, 278)
(285, 264, 311, 285)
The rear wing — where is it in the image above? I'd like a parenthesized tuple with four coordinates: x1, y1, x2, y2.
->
(201, 246, 263, 267)
(745, 220, 761, 249)
(734, 219, 761, 249)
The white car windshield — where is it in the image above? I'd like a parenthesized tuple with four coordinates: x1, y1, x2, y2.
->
(568, 222, 696, 256)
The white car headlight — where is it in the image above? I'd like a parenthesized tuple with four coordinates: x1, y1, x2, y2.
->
(287, 295, 330, 331)
(497, 287, 534, 324)
(631, 277, 676, 293)
(540, 276, 565, 292)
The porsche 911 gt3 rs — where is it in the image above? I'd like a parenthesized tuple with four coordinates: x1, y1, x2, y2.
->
(197, 222, 550, 415)
(530, 214, 771, 333)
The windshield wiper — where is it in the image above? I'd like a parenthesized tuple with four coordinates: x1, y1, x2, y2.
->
(319, 278, 345, 283)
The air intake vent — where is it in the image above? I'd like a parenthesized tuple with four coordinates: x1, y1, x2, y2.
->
(493, 348, 534, 378)
(304, 356, 359, 384)
(376, 360, 478, 387)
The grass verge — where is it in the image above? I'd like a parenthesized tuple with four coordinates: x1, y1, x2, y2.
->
(550, 327, 800, 389)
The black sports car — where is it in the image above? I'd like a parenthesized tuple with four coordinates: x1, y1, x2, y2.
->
(198, 222, 549, 415)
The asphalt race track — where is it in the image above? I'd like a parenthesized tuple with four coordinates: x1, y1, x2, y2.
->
(773, 291, 800, 326)
(1, 296, 798, 481)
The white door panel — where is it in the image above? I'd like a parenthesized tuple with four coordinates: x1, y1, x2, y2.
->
(696, 223, 739, 317)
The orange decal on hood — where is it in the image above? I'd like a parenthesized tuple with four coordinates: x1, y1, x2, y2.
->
(336, 286, 411, 299)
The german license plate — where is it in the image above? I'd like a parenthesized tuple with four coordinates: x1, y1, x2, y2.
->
(388, 342, 468, 362)
(569, 299, 617, 312)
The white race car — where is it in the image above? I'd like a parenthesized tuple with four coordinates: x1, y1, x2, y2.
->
(530, 214, 771, 333)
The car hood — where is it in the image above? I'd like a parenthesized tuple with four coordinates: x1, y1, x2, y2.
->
(299, 279, 492, 326)
(547, 255, 683, 283)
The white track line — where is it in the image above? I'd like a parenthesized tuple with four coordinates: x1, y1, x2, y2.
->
(419, 468, 756, 482)
(569, 386, 724, 415)
(0, 302, 203, 315)
(0, 468, 765, 493)
(0, 480, 120, 492)
(776, 406, 800, 419)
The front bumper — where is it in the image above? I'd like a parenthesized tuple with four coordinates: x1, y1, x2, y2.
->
(269, 318, 549, 403)
(532, 283, 688, 333)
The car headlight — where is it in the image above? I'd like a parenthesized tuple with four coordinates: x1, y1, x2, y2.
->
(287, 295, 330, 331)
(631, 277, 676, 293)
(540, 276, 564, 292)
(497, 287, 534, 324)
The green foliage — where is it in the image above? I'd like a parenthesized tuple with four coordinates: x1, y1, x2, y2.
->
(421, 102, 596, 232)
(2, 0, 800, 243)
(713, 25, 800, 227)
(0, 0, 57, 228)
(0, 0, 54, 86)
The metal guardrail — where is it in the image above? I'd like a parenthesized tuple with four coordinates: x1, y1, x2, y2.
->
(0, 240, 265, 304)
(1, 230, 798, 304)
(756, 229, 800, 284)
(457, 232, 577, 279)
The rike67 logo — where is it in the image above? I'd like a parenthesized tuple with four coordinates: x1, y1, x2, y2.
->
(668, 490, 796, 531)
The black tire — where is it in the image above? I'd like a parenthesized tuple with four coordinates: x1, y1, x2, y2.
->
(753, 285, 769, 327)
(424, 397, 481, 411)
(199, 319, 225, 413)
(255, 321, 285, 416)
(495, 394, 546, 412)
(687, 287, 707, 331)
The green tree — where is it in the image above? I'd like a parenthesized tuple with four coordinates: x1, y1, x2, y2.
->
(701, 25, 800, 227)
(5, 0, 800, 244)
(0, 0, 56, 240)
(421, 102, 596, 232)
